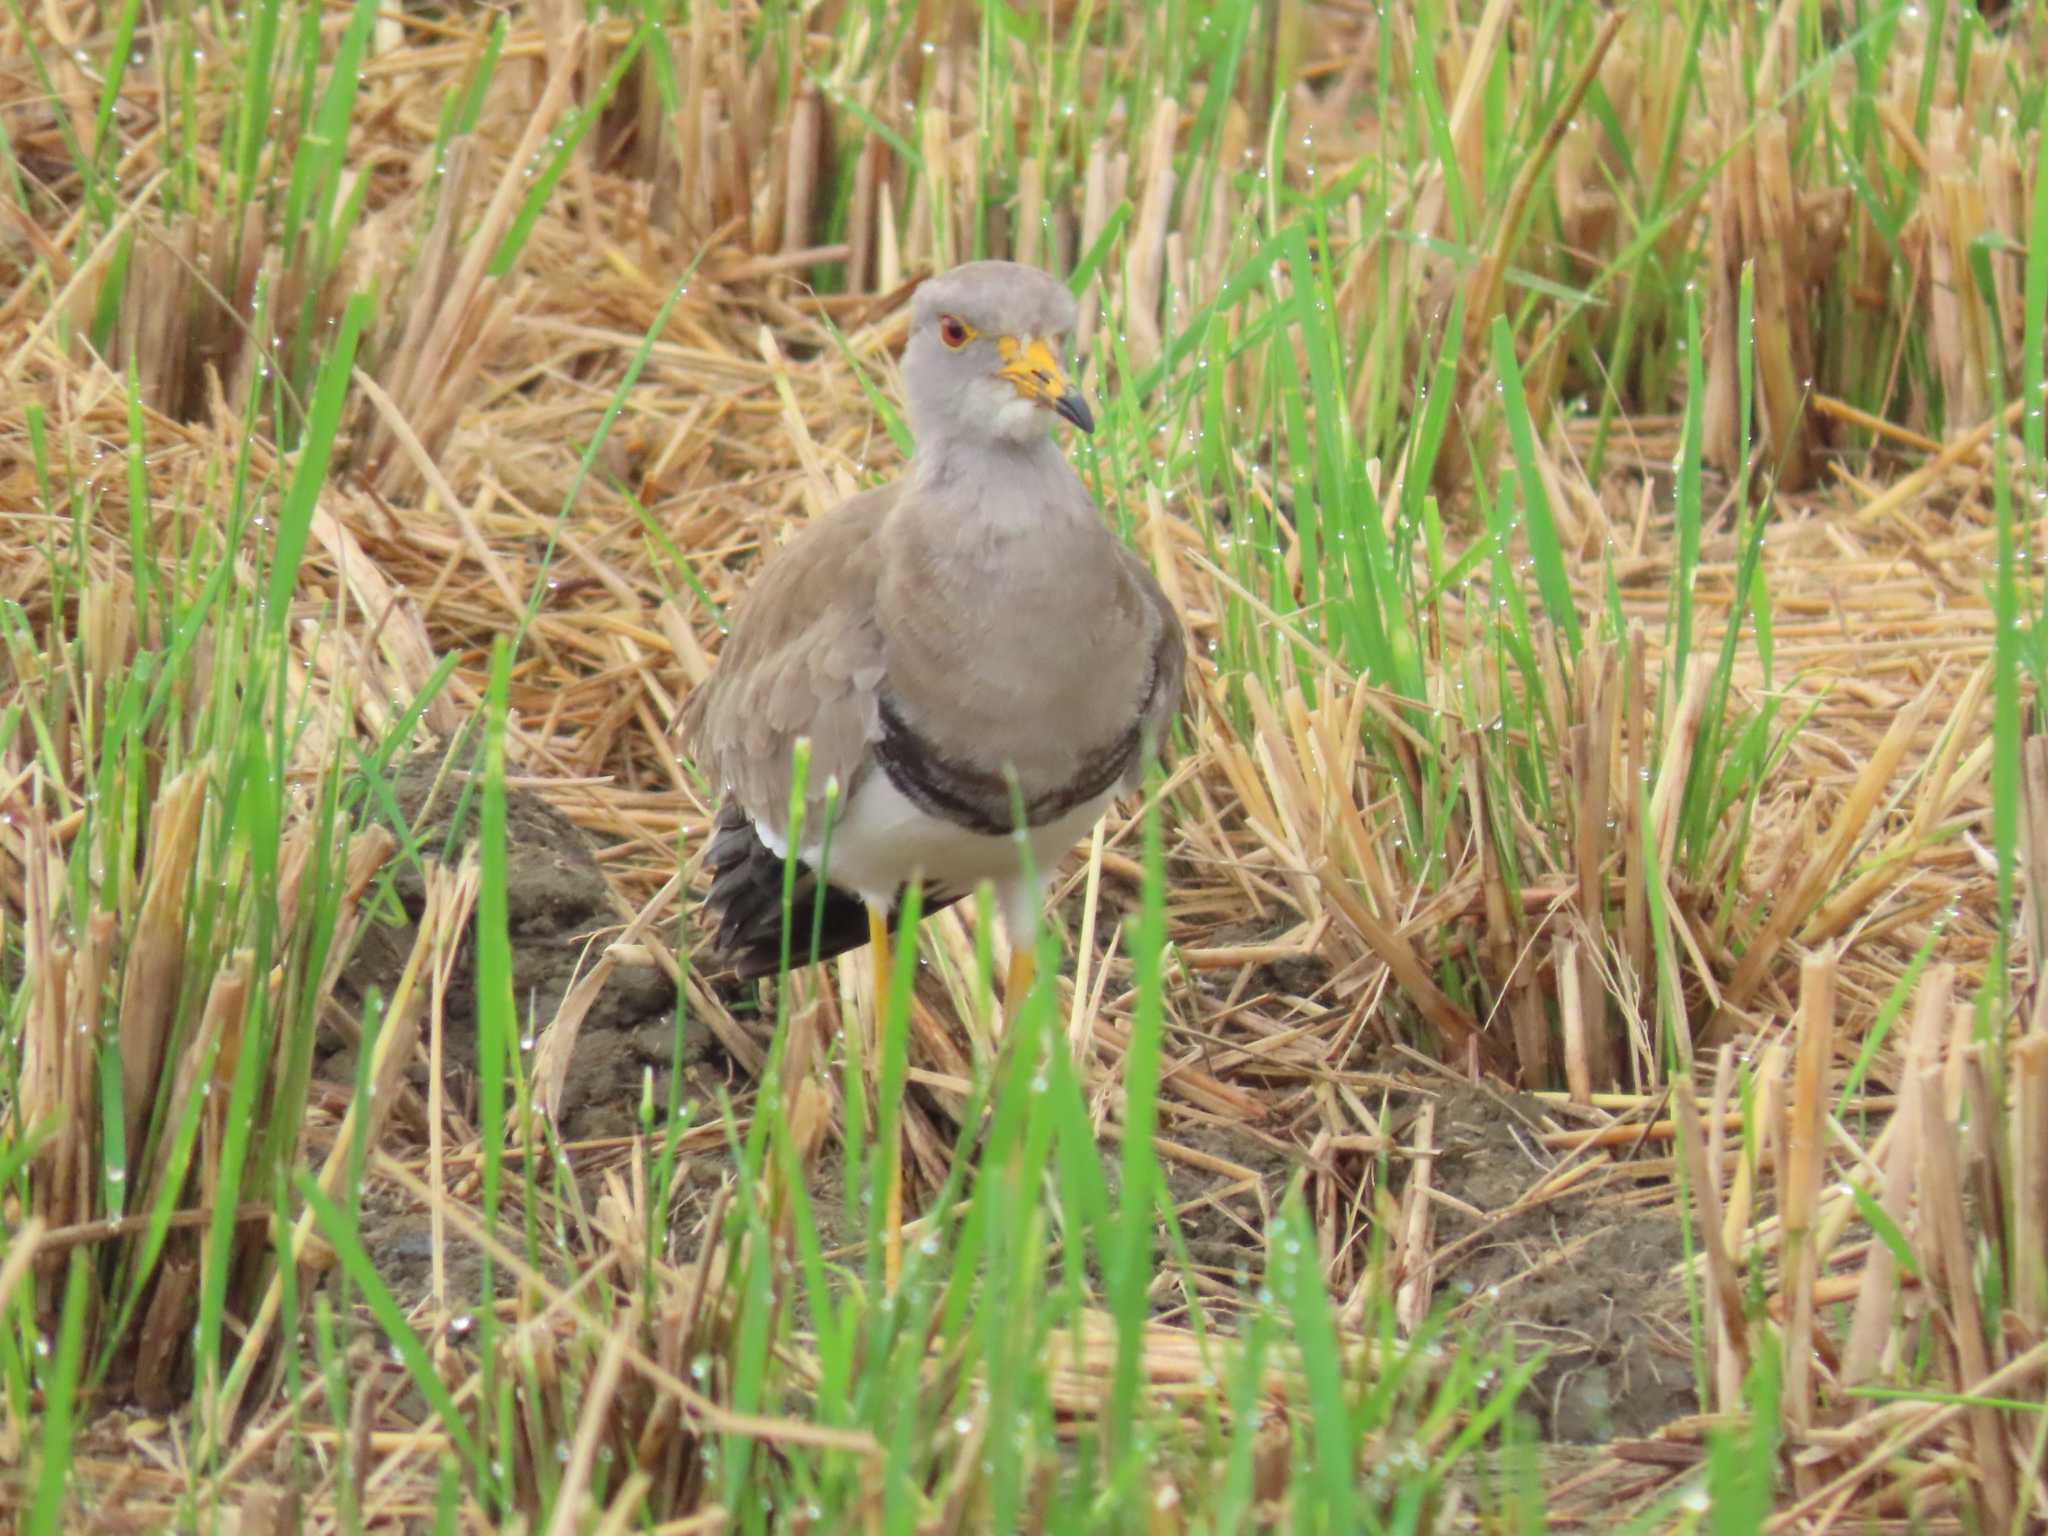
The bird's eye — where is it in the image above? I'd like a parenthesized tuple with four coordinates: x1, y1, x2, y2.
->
(938, 315, 970, 349)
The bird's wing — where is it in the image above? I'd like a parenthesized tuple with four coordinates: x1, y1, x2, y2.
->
(1118, 542, 1187, 794)
(679, 484, 899, 847)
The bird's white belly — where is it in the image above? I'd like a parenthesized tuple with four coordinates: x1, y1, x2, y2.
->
(799, 771, 1109, 921)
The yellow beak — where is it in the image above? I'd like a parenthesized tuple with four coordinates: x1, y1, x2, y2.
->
(996, 336, 1094, 433)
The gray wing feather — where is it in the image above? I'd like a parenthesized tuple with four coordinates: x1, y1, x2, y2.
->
(678, 486, 899, 844)
(1120, 546, 1186, 793)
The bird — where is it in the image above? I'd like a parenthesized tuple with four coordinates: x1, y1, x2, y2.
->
(679, 260, 1185, 1013)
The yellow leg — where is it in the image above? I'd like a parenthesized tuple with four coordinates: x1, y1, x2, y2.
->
(869, 906, 892, 1015)
(1003, 941, 1038, 1025)
(871, 907, 903, 1291)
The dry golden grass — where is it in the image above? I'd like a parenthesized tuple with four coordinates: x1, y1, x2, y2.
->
(3, 1, 2046, 1529)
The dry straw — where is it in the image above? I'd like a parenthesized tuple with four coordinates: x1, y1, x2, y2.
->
(2, 0, 2043, 1528)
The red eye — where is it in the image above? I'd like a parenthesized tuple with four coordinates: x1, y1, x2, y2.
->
(938, 315, 970, 349)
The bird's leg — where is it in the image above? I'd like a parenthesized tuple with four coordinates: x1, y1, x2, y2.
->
(1003, 941, 1038, 1025)
(869, 905, 892, 1021)
(996, 871, 1043, 1028)
(870, 905, 903, 1290)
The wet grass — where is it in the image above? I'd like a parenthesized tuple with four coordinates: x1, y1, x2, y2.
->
(3, 0, 2045, 1529)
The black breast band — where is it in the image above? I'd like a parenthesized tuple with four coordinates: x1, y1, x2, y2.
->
(875, 694, 1137, 836)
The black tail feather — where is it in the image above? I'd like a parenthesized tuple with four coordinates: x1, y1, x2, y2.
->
(700, 800, 960, 981)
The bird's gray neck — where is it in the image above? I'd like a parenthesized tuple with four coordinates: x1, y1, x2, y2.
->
(907, 434, 1087, 542)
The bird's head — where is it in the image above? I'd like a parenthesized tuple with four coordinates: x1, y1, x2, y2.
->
(903, 261, 1093, 448)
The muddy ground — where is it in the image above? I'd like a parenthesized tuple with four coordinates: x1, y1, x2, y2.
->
(330, 754, 1695, 1449)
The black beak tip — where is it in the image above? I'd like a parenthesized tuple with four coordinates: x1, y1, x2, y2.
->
(1054, 389, 1095, 435)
